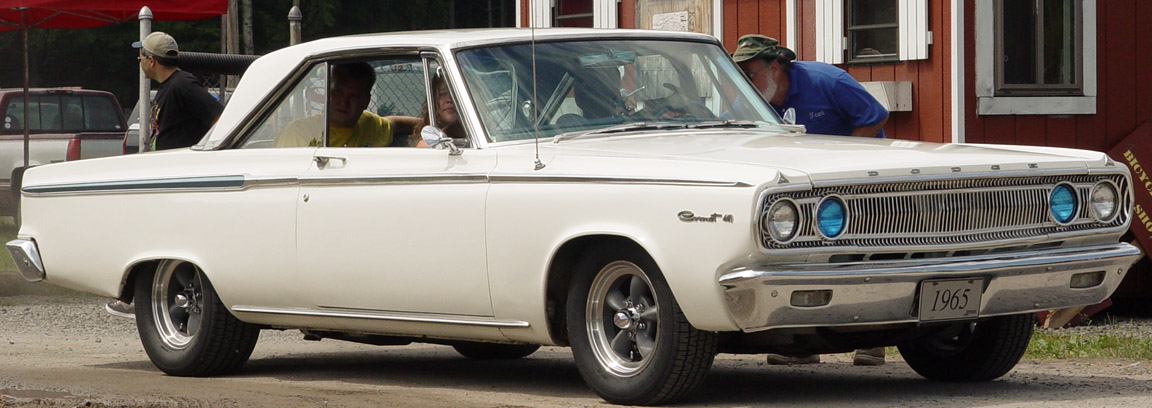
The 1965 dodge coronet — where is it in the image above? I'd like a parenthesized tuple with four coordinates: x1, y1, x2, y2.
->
(6, 29, 1142, 405)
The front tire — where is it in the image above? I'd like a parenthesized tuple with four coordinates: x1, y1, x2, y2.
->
(898, 313, 1034, 381)
(567, 246, 717, 405)
(135, 260, 259, 376)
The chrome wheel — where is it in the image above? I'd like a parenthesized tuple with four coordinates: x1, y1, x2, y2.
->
(586, 260, 660, 377)
(151, 260, 204, 350)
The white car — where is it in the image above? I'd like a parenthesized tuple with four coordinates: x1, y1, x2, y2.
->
(6, 29, 1141, 405)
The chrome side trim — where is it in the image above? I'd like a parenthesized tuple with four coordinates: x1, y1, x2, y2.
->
(719, 243, 1141, 332)
(23, 175, 248, 196)
(230, 306, 530, 328)
(5, 239, 45, 282)
(299, 174, 489, 186)
(490, 174, 752, 187)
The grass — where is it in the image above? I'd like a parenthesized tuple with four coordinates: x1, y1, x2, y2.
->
(1025, 331, 1152, 360)
(0, 216, 14, 271)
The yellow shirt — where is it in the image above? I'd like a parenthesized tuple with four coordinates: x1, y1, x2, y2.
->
(275, 111, 393, 148)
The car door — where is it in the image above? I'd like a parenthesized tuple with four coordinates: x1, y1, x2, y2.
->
(296, 55, 498, 316)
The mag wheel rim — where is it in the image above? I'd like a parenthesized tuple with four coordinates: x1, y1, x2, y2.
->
(586, 261, 660, 377)
(152, 260, 204, 350)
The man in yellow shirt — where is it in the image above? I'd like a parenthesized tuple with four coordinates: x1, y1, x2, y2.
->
(276, 62, 418, 147)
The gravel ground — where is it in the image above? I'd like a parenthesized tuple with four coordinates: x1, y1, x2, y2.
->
(3, 274, 1152, 407)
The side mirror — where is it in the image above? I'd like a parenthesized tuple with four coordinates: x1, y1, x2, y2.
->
(782, 107, 797, 125)
(420, 126, 462, 156)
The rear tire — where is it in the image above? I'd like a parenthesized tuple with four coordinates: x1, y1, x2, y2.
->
(452, 342, 540, 360)
(898, 313, 1034, 381)
(134, 260, 259, 376)
(567, 246, 717, 405)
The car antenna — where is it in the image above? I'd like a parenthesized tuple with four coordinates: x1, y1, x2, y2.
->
(531, 26, 545, 170)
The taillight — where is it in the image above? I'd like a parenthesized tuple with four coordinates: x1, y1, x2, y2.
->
(66, 138, 81, 161)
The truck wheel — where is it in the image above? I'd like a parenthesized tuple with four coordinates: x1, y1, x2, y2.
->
(567, 247, 717, 405)
(452, 342, 540, 360)
(898, 313, 1034, 381)
(134, 260, 259, 376)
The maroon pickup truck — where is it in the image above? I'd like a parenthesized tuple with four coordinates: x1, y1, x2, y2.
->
(1, 88, 127, 217)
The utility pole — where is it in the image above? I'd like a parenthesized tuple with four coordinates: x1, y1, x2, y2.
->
(242, 0, 254, 55)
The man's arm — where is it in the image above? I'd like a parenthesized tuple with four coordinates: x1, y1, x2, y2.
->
(386, 115, 421, 136)
(832, 73, 889, 138)
(851, 116, 888, 137)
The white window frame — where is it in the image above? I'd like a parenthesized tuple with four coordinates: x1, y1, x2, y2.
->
(522, 0, 616, 28)
(811, 0, 929, 64)
(975, 0, 1096, 115)
(519, 1, 725, 40)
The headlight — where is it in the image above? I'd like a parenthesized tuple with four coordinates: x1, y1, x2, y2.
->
(764, 199, 799, 243)
(816, 196, 847, 239)
(1049, 183, 1078, 225)
(1089, 181, 1119, 222)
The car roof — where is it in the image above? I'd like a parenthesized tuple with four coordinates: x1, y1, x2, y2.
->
(202, 28, 722, 148)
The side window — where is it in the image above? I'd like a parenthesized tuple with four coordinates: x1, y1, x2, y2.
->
(236, 63, 326, 149)
(83, 96, 123, 131)
(417, 58, 469, 146)
(994, 0, 1082, 96)
(237, 56, 434, 149)
(845, 0, 899, 63)
(38, 95, 62, 131)
(369, 57, 427, 147)
(61, 96, 85, 131)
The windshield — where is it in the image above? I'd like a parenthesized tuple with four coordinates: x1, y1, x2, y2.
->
(456, 39, 779, 143)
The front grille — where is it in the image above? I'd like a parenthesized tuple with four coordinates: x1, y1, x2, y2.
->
(759, 174, 1131, 250)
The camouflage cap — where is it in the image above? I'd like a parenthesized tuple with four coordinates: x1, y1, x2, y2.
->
(731, 34, 796, 63)
(132, 32, 179, 58)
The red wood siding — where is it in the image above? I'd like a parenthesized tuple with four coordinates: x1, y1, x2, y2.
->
(965, 0, 1152, 152)
(721, 0, 951, 142)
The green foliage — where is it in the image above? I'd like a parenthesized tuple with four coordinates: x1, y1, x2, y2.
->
(0, 216, 15, 272)
(1025, 331, 1152, 360)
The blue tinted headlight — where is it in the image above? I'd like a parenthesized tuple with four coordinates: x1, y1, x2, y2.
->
(816, 197, 847, 239)
(1049, 184, 1077, 224)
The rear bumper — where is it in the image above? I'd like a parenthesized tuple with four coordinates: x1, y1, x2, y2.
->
(6, 239, 45, 282)
(719, 243, 1141, 332)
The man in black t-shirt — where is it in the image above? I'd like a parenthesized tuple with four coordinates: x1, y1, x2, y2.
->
(133, 32, 224, 151)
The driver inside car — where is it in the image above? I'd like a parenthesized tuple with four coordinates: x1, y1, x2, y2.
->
(276, 62, 419, 148)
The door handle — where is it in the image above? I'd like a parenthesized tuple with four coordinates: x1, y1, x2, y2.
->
(314, 155, 346, 169)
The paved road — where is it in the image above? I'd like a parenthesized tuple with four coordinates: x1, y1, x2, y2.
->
(2, 295, 1151, 407)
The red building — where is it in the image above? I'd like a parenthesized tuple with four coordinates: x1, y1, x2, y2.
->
(519, 0, 1152, 305)
(518, 0, 1150, 148)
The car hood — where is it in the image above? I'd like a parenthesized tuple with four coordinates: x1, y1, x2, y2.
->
(516, 129, 1114, 186)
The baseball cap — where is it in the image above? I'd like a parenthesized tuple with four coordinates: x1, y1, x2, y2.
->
(731, 34, 796, 63)
(132, 32, 179, 58)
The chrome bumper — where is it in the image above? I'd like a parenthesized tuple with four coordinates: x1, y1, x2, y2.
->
(6, 239, 46, 282)
(719, 243, 1141, 332)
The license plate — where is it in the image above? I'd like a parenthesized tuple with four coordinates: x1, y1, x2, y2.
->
(918, 278, 983, 322)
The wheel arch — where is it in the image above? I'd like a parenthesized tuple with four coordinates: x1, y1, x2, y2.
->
(117, 256, 213, 304)
(544, 234, 654, 346)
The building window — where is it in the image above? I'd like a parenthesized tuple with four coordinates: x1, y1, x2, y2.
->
(994, 0, 1082, 96)
(554, 0, 593, 27)
(975, 0, 1095, 115)
(813, 0, 927, 64)
(845, 0, 899, 63)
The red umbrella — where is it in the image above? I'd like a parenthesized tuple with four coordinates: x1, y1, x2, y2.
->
(1, 0, 226, 168)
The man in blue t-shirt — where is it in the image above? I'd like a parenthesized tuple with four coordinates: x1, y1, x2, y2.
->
(732, 34, 888, 138)
(731, 34, 889, 368)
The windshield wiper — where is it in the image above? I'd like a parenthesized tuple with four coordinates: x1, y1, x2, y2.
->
(686, 120, 764, 130)
(553, 121, 687, 143)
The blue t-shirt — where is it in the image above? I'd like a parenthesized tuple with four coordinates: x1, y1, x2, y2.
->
(773, 61, 888, 138)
